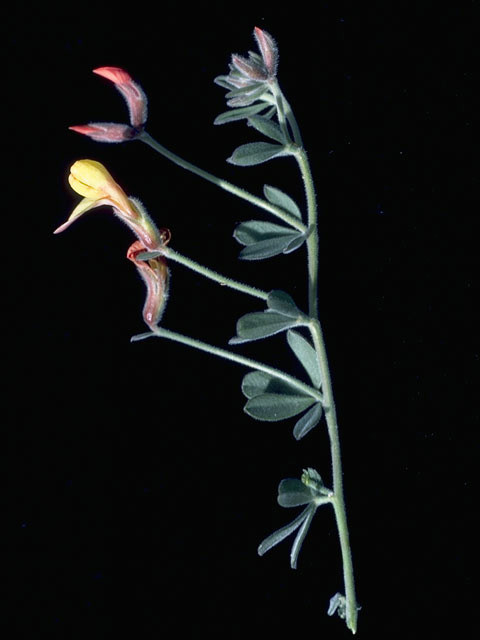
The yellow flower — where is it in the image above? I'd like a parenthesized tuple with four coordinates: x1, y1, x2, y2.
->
(55, 160, 163, 250)
(67, 159, 136, 217)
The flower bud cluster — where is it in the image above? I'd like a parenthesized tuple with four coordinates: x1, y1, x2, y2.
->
(70, 67, 148, 143)
(219, 27, 278, 107)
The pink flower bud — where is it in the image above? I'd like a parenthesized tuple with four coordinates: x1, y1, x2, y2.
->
(93, 66, 148, 129)
(69, 123, 136, 143)
(92, 67, 133, 85)
(127, 238, 170, 331)
(231, 54, 268, 82)
(222, 27, 279, 95)
(253, 27, 278, 77)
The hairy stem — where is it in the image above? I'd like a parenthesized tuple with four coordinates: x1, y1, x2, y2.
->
(295, 148, 319, 319)
(309, 321, 358, 634)
(133, 327, 324, 403)
(269, 80, 291, 143)
(164, 247, 268, 301)
(139, 131, 306, 232)
(276, 80, 358, 632)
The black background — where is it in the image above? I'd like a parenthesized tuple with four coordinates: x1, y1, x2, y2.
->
(5, 2, 476, 638)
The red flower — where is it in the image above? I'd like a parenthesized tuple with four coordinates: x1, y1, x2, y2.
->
(127, 238, 170, 331)
(70, 67, 148, 143)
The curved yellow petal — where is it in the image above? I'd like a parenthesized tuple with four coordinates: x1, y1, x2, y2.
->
(68, 173, 103, 199)
(53, 197, 107, 234)
(69, 159, 114, 195)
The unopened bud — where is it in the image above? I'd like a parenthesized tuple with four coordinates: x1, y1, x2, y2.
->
(93, 66, 148, 129)
(253, 27, 278, 77)
(69, 123, 137, 143)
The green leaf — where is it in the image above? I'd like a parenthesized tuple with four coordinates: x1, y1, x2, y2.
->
(229, 311, 302, 344)
(263, 185, 302, 219)
(277, 479, 314, 508)
(214, 103, 269, 125)
(213, 75, 234, 90)
(244, 393, 316, 421)
(234, 220, 302, 260)
(293, 403, 323, 440)
(225, 83, 265, 98)
(130, 332, 155, 343)
(258, 506, 311, 557)
(234, 220, 298, 246)
(227, 142, 287, 166)
(283, 233, 307, 254)
(290, 504, 316, 569)
(226, 84, 268, 107)
(238, 234, 304, 260)
(263, 106, 277, 119)
(135, 250, 163, 261)
(287, 330, 322, 388)
(241, 371, 299, 399)
(267, 290, 302, 318)
(247, 116, 286, 143)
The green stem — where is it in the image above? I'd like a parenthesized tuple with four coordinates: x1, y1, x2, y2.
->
(269, 80, 291, 143)
(271, 81, 317, 317)
(295, 148, 319, 319)
(309, 320, 358, 634)
(164, 247, 268, 301)
(276, 85, 304, 148)
(275, 82, 358, 632)
(139, 131, 306, 233)
(134, 327, 323, 403)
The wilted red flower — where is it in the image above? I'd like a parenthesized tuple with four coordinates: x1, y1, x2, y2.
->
(127, 238, 170, 331)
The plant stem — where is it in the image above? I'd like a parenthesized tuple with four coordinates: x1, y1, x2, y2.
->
(164, 247, 268, 301)
(271, 82, 318, 317)
(295, 148, 319, 319)
(134, 327, 324, 403)
(277, 79, 358, 632)
(269, 80, 291, 143)
(271, 80, 304, 148)
(309, 320, 358, 634)
(139, 131, 306, 233)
